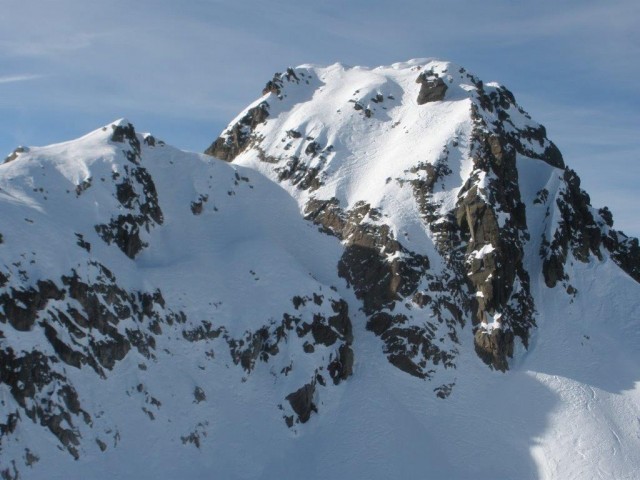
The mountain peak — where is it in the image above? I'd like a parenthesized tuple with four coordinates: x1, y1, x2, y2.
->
(208, 58, 638, 374)
(1, 60, 640, 479)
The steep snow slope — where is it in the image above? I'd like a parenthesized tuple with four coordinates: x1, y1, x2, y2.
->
(0, 59, 639, 479)
(0, 121, 357, 479)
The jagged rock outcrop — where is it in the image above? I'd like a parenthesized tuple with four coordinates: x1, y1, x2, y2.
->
(0, 259, 185, 461)
(94, 123, 163, 258)
(204, 102, 270, 161)
(416, 70, 448, 104)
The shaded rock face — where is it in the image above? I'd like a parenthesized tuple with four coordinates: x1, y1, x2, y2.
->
(204, 67, 312, 163)
(0, 348, 86, 461)
(222, 298, 353, 375)
(209, 64, 556, 380)
(204, 102, 270, 161)
(182, 293, 354, 426)
(95, 123, 163, 259)
(540, 169, 640, 288)
(603, 229, 640, 282)
(1, 253, 356, 459)
(541, 168, 602, 288)
(304, 198, 461, 382)
(286, 383, 316, 424)
(416, 71, 448, 104)
(447, 89, 537, 371)
(459, 71, 638, 368)
(3, 146, 27, 164)
(469, 79, 565, 170)
(0, 260, 185, 460)
(305, 200, 429, 315)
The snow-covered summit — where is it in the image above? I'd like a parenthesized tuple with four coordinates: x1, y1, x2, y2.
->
(209, 58, 637, 371)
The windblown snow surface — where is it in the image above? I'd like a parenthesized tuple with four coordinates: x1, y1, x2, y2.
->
(1, 59, 639, 480)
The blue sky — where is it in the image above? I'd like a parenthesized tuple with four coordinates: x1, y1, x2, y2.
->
(1, 0, 638, 235)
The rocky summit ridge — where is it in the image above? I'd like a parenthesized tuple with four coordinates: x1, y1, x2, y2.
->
(1, 59, 639, 479)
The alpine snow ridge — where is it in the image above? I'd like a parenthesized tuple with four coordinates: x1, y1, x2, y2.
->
(2, 59, 640, 479)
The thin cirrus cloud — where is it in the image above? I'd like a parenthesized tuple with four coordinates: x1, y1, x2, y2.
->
(0, 74, 45, 84)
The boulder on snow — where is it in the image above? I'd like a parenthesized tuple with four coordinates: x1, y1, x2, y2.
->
(416, 72, 448, 104)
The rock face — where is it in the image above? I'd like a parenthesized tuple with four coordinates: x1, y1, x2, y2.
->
(416, 70, 448, 104)
(1, 61, 640, 479)
(94, 123, 164, 258)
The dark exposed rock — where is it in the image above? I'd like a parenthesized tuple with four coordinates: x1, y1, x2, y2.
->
(111, 123, 141, 164)
(445, 101, 537, 370)
(182, 321, 223, 342)
(328, 344, 354, 385)
(191, 194, 209, 215)
(95, 164, 163, 259)
(180, 422, 209, 449)
(0, 280, 65, 331)
(304, 198, 460, 380)
(470, 84, 565, 170)
(143, 135, 156, 147)
(328, 300, 353, 344)
(366, 312, 395, 335)
(205, 102, 270, 161)
(75, 233, 91, 252)
(95, 216, 146, 259)
(388, 352, 426, 379)
(24, 449, 39, 467)
(310, 314, 339, 346)
(474, 328, 514, 372)
(599, 206, 613, 227)
(533, 189, 549, 205)
(434, 382, 455, 399)
(600, 224, 640, 283)
(194, 386, 206, 403)
(416, 71, 448, 104)
(3, 146, 27, 164)
(0, 348, 84, 458)
(542, 168, 603, 288)
(305, 141, 321, 157)
(262, 67, 300, 97)
(286, 382, 317, 423)
(75, 178, 92, 196)
(305, 199, 429, 315)
(276, 155, 323, 191)
(0, 257, 186, 469)
(228, 326, 280, 372)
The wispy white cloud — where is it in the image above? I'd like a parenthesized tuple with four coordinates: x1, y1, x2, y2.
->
(0, 74, 44, 84)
